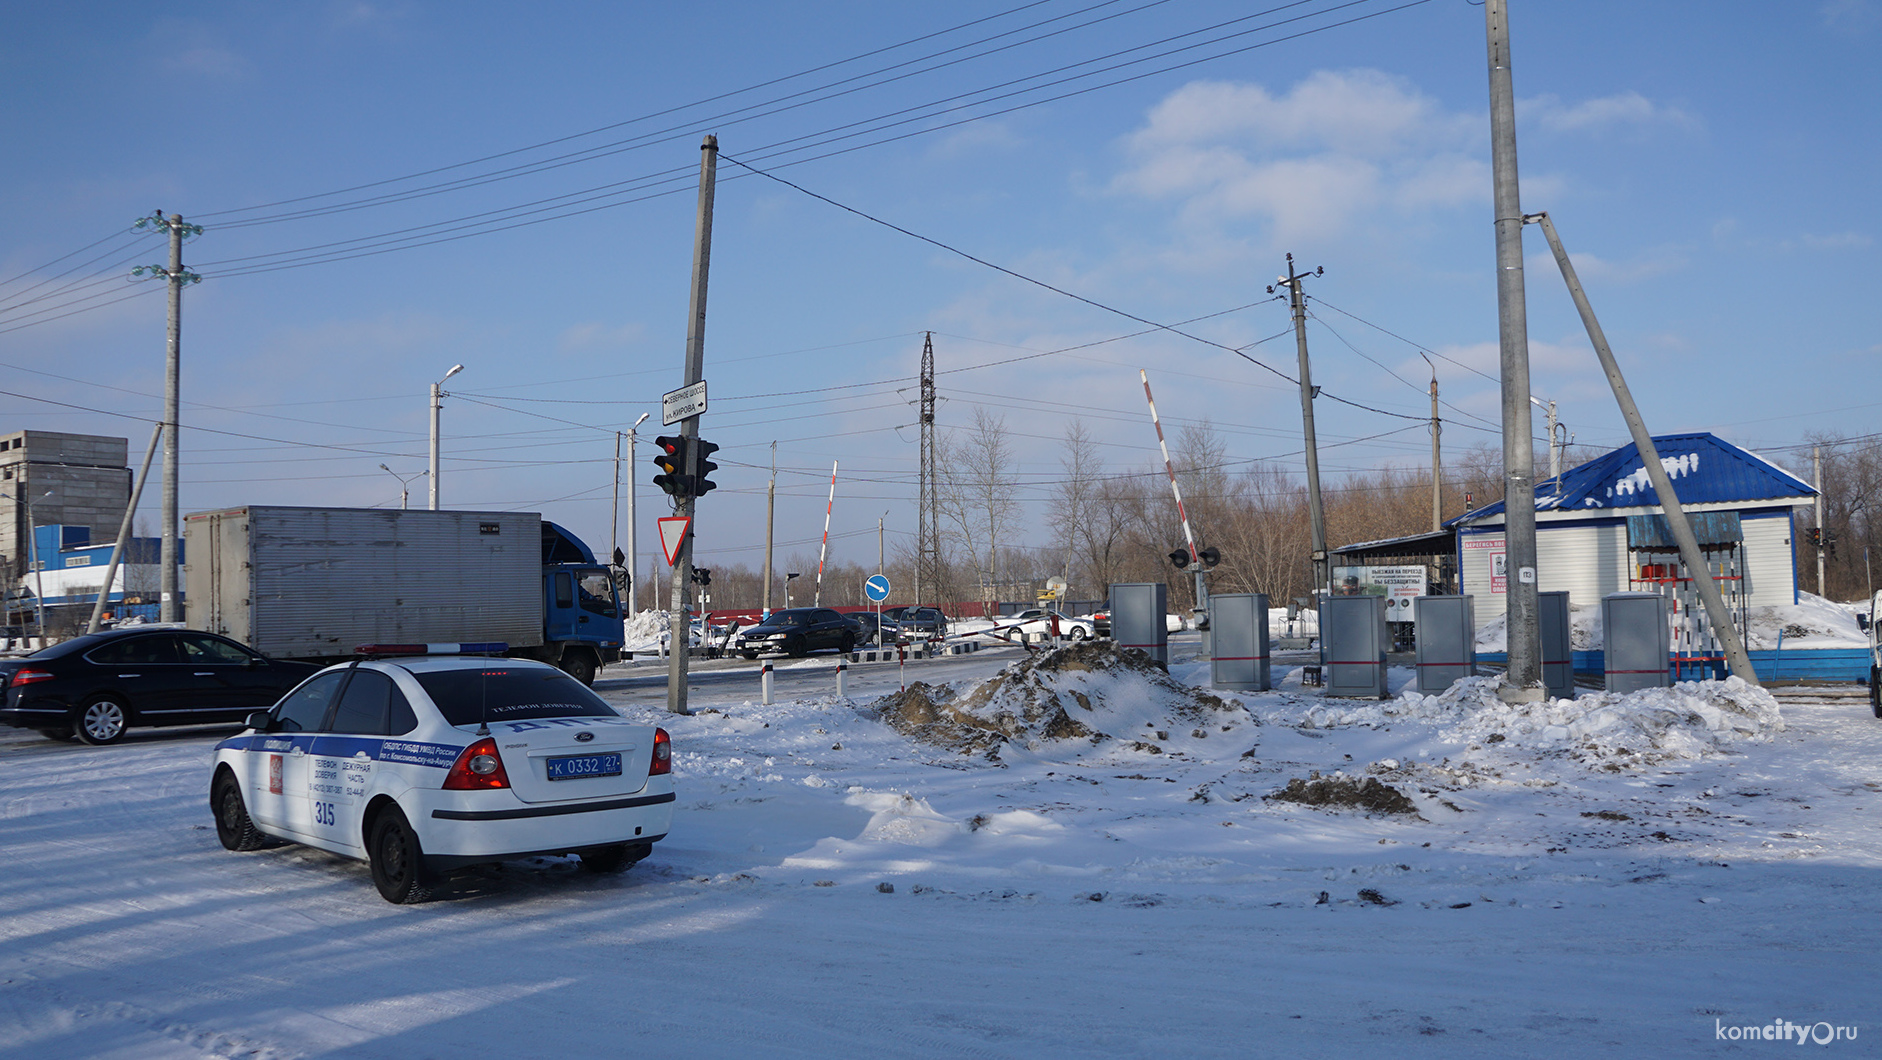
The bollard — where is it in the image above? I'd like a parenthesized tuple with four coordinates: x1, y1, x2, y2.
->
(836, 657, 848, 698)
(898, 642, 907, 692)
(761, 661, 773, 706)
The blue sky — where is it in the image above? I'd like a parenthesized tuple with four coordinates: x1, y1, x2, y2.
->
(4, 1, 1877, 583)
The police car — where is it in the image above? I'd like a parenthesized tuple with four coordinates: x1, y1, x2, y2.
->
(209, 645, 673, 903)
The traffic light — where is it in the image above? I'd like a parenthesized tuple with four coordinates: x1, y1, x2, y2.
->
(691, 567, 712, 586)
(694, 438, 720, 496)
(1199, 546, 1221, 569)
(1805, 527, 1822, 549)
(1168, 548, 1190, 570)
(652, 435, 694, 498)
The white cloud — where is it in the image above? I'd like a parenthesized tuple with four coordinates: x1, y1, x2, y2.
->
(1521, 91, 1697, 134)
(1788, 231, 1874, 251)
(1821, 0, 1880, 31)
(1113, 70, 1484, 244)
(929, 120, 1024, 159)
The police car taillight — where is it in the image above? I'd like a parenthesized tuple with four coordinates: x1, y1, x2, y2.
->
(442, 737, 511, 790)
(649, 727, 671, 775)
(8, 669, 54, 688)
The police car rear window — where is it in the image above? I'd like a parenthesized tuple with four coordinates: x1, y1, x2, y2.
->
(412, 668, 619, 726)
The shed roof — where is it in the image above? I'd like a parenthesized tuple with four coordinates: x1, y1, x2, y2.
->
(1451, 433, 1814, 526)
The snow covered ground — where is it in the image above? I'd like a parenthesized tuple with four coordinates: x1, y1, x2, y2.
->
(2, 636, 1878, 1058)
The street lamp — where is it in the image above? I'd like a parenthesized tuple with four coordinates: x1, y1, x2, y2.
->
(378, 464, 427, 510)
(785, 572, 800, 609)
(615, 411, 652, 613)
(429, 363, 464, 510)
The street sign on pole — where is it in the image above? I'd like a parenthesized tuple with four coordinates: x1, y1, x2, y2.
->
(662, 380, 708, 426)
(864, 574, 891, 603)
(657, 516, 691, 567)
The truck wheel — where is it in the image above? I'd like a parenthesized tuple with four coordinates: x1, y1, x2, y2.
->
(1872, 665, 1881, 719)
(559, 652, 598, 687)
(368, 806, 432, 904)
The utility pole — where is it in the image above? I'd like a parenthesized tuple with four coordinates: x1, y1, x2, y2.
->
(1271, 255, 1328, 600)
(619, 412, 649, 612)
(666, 134, 717, 716)
(1485, 0, 1543, 700)
(428, 363, 464, 509)
(916, 332, 937, 608)
(763, 441, 776, 616)
(132, 211, 201, 624)
(1424, 357, 1442, 532)
(1528, 210, 1758, 684)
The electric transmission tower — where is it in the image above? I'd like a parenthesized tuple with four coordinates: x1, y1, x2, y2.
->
(916, 332, 938, 607)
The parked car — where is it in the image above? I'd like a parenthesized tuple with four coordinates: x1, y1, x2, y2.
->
(209, 651, 672, 903)
(847, 611, 902, 646)
(0, 627, 319, 745)
(996, 609, 1095, 641)
(735, 608, 863, 658)
(1090, 610, 1110, 638)
(881, 606, 949, 639)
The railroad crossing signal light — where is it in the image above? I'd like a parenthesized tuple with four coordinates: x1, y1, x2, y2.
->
(1199, 547, 1221, 569)
(694, 438, 720, 497)
(1168, 548, 1190, 570)
(691, 567, 712, 586)
(652, 435, 694, 498)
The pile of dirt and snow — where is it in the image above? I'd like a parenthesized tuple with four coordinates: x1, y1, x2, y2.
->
(621, 610, 670, 653)
(1267, 772, 1421, 817)
(867, 640, 1249, 759)
(1282, 675, 1783, 766)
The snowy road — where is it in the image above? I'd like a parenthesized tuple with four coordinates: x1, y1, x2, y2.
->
(3, 640, 1878, 1057)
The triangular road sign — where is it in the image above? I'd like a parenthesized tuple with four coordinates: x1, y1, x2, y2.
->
(657, 516, 691, 567)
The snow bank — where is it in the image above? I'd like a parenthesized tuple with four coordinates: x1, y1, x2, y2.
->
(1283, 675, 1783, 766)
(1475, 603, 1602, 652)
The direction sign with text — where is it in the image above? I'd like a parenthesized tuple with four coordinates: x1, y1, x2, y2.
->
(662, 380, 708, 425)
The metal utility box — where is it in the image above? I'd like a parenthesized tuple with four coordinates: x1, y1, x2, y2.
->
(1412, 595, 1474, 694)
(185, 506, 543, 659)
(1603, 591, 1670, 693)
(1110, 582, 1168, 669)
(1539, 590, 1575, 700)
(1321, 594, 1388, 698)
(1209, 593, 1270, 691)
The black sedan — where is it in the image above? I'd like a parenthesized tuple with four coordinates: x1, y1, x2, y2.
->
(847, 611, 902, 646)
(0, 627, 318, 745)
(881, 606, 949, 639)
(735, 608, 862, 659)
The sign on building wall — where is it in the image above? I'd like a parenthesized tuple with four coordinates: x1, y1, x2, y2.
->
(1463, 536, 1507, 594)
(1331, 564, 1429, 623)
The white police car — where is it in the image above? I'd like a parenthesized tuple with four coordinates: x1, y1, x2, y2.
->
(209, 645, 673, 903)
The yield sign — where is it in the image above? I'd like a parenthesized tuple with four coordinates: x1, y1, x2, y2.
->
(657, 516, 691, 567)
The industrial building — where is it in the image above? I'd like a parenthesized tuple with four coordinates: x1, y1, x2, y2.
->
(1, 431, 131, 581)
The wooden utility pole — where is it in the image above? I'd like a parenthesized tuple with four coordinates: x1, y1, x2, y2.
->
(1485, 0, 1543, 700)
(666, 135, 717, 716)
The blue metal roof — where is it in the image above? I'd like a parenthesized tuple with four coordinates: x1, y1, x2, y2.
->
(1451, 433, 1814, 525)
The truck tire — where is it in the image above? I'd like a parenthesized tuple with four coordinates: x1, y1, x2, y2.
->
(559, 652, 598, 687)
(1872, 665, 1880, 719)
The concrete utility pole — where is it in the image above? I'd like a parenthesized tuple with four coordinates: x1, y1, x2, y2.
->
(89, 425, 163, 634)
(763, 441, 775, 616)
(1528, 210, 1759, 684)
(1424, 357, 1442, 532)
(667, 134, 717, 716)
(1485, 0, 1543, 700)
(379, 464, 424, 510)
(1272, 255, 1329, 599)
(619, 412, 650, 612)
(133, 212, 202, 624)
(429, 363, 464, 510)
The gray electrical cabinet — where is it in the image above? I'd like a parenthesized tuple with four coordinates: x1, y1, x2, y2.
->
(1603, 591, 1670, 693)
(1539, 590, 1575, 700)
(1110, 582, 1169, 669)
(1321, 594, 1388, 698)
(1413, 595, 1474, 694)
(1209, 593, 1270, 691)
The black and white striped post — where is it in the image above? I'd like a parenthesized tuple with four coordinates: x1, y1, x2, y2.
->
(836, 656, 849, 698)
(760, 661, 774, 706)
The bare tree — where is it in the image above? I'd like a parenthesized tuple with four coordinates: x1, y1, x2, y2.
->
(936, 407, 1021, 611)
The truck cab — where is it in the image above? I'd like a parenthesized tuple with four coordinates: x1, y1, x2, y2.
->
(538, 522, 625, 685)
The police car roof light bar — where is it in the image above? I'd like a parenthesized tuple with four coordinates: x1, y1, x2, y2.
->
(354, 642, 511, 657)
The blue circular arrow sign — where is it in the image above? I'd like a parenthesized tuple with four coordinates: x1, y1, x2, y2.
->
(864, 574, 891, 603)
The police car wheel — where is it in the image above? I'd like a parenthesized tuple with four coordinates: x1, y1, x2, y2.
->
(212, 771, 268, 851)
(73, 697, 128, 746)
(369, 807, 432, 904)
(579, 842, 644, 873)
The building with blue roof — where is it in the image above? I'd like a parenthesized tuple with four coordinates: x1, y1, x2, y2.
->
(1450, 433, 1815, 632)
